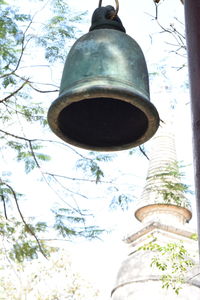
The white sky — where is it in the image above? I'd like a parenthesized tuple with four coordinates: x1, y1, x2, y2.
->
(4, 0, 196, 298)
(52, 0, 195, 296)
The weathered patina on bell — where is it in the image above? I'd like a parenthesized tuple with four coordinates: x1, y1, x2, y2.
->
(48, 5, 159, 151)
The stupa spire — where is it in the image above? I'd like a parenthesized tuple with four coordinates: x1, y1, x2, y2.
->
(111, 101, 200, 300)
(135, 102, 192, 225)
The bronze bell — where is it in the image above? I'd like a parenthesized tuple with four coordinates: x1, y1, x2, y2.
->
(48, 5, 159, 151)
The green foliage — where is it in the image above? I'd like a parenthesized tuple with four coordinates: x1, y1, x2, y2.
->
(0, 4, 31, 76)
(11, 241, 39, 262)
(109, 193, 133, 211)
(76, 152, 114, 184)
(0, 217, 49, 263)
(36, 0, 83, 63)
(8, 141, 50, 173)
(0, 182, 23, 205)
(53, 208, 104, 240)
(148, 161, 192, 208)
(190, 233, 198, 241)
(76, 158, 104, 184)
(15, 103, 47, 125)
(2, 74, 16, 87)
(139, 238, 195, 294)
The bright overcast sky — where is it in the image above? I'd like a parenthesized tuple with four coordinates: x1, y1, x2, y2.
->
(7, 1, 195, 297)
(59, 0, 195, 296)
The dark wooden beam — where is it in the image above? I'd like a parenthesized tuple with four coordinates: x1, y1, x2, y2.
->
(184, 0, 200, 253)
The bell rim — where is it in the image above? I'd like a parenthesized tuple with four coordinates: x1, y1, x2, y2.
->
(48, 80, 160, 151)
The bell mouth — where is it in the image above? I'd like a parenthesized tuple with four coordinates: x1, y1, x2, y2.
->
(57, 97, 148, 149)
(48, 82, 160, 151)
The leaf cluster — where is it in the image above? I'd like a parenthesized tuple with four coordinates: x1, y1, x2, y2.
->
(53, 208, 104, 240)
(36, 0, 84, 63)
(0, 217, 49, 263)
(8, 141, 50, 173)
(109, 193, 133, 211)
(76, 152, 113, 184)
(139, 238, 195, 294)
(0, 3, 30, 73)
(148, 161, 192, 208)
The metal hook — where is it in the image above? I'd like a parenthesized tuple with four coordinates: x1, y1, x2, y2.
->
(98, 0, 119, 18)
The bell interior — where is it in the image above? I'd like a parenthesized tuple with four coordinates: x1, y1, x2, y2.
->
(57, 98, 148, 148)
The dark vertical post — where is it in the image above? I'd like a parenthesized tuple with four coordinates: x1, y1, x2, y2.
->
(184, 0, 200, 253)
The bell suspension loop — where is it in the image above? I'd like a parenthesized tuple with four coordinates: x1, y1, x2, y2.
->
(98, 0, 119, 19)
(91, 1, 124, 32)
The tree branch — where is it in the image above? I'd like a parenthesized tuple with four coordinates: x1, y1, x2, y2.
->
(0, 5, 46, 80)
(1, 182, 48, 259)
(0, 26, 33, 79)
(44, 172, 113, 184)
(1, 195, 8, 220)
(28, 140, 41, 169)
(0, 80, 29, 103)
(28, 83, 59, 93)
(0, 129, 32, 142)
(0, 129, 94, 162)
(148, 1, 186, 59)
(50, 175, 88, 199)
(139, 146, 149, 160)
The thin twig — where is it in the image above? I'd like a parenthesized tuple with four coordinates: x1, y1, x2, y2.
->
(44, 172, 113, 184)
(139, 146, 149, 160)
(28, 83, 58, 93)
(3, 101, 44, 120)
(0, 129, 96, 162)
(148, 1, 186, 58)
(0, 129, 31, 142)
(1, 182, 48, 259)
(0, 22, 34, 79)
(28, 140, 40, 169)
(0, 80, 29, 103)
(1, 195, 8, 220)
(0, 3, 49, 80)
(51, 175, 88, 199)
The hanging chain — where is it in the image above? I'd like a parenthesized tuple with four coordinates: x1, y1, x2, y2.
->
(98, 0, 119, 19)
